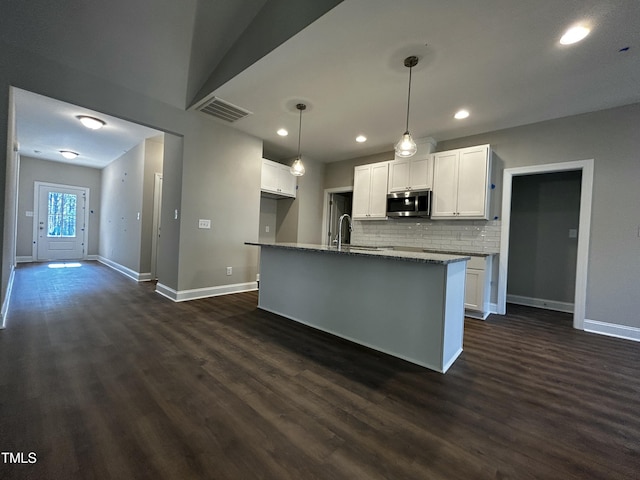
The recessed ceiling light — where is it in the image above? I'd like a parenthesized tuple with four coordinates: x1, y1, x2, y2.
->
(77, 115, 106, 130)
(356, 135, 367, 143)
(277, 128, 288, 136)
(560, 25, 590, 45)
(454, 109, 470, 120)
(60, 150, 79, 159)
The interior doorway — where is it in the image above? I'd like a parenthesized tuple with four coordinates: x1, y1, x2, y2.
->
(322, 188, 353, 246)
(498, 159, 594, 330)
(507, 171, 581, 313)
(33, 182, 89, 261)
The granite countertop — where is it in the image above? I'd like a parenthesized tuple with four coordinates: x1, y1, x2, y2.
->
(245, 242, 470, 265)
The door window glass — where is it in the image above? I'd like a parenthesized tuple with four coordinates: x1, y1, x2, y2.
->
(47, 192, 77, 237)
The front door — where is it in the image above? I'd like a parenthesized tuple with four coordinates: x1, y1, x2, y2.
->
(35, 183, 88, 261)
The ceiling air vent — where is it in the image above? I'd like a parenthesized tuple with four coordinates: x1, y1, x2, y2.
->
(196, 96, 252, 123)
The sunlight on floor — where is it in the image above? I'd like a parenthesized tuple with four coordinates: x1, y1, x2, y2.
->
(47, 262, 82, 269)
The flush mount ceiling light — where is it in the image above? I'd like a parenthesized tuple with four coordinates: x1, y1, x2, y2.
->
(454, 109, 470, 120)
(290, 103, 306, 176)
(395, 55, 419, 158)
(277, 128, 288, 136)
(60, 150, 79, 159)
(356, 135, 367, 143)
(560, 25, 590, 45)
(77, 115, 106, 130)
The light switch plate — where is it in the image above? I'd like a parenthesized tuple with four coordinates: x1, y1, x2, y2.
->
(198, 219, 211, 229)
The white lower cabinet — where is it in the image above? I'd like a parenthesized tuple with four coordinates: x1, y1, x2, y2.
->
(464, 255, 493, 319)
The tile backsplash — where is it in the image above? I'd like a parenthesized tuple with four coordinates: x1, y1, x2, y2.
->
(351, 219, 501, 254)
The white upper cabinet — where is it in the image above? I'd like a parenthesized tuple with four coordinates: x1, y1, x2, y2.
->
(389, 137, 436, 192)
(388, 156, 433, 192)
(431, 144, 491, 219)
(353, 162, 389, 220)
(261, 158, 296, 198)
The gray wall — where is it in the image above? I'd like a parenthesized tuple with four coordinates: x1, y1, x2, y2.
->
(176, 120, 262, 289)
(140, 137, 164, 273)
(100, 142, 146, 271)
(156, 133, 183, 291)
(17, 156, 102, 258)
(508, 171, 581, 303)
(325, 103, 640, 329)
(259, 197, 277, 243)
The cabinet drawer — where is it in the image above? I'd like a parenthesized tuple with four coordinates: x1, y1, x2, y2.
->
(467, 255, 486, 270)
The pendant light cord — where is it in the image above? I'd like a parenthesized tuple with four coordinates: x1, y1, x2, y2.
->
(405, 64, 413, 133)
(297, 107, 303, 158)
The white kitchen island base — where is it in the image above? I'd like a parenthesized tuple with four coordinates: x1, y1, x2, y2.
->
(251, 243, 468, 373)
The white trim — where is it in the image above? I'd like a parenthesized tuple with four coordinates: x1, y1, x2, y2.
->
(584, 319, 640, 343)
(498, 159, 593, 331)
(155, 282, 258, 302)
(507, 294, 574, 313)
(321, 186, 353, 246)
(97, 256, 147, 282)
(87, 254, 99, 261)
(16, 256, 32, 263)
(0, 266, 16, 329)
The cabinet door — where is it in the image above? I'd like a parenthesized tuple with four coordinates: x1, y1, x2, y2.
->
(368, 163, 389, 218)
(388, 160, 410, 192)
(261, 159, 280, 194)
(278, 164, 297, 197)
(464, 268, 484, 311)
(457, 145, 489, 218)
(409, 156, 432, 190)
(352, 165, 372, 219)
(431, 151, 459, 217)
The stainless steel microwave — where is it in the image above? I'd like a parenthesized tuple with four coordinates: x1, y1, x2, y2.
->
(386, 190, 431, 218)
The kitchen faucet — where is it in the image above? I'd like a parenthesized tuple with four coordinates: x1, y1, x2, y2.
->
(335, 213, 352, 250)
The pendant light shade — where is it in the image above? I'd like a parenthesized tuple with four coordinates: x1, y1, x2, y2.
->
(395, 56, 419, 158)
(290, 103, 306, 176)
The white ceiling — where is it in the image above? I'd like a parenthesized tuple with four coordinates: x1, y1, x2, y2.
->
(6, 0, 640, 166)
(213, 0, 640, 162)
(13, 88, 162, 168)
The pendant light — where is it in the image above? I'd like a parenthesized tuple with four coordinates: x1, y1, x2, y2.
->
(395, 55, 419, 158)
(290, 103, 306, 176)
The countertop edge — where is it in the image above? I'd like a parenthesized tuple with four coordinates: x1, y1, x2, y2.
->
(245, 242, 470, 265)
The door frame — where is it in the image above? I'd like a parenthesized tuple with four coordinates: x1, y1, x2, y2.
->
(321, 186, 353, 246)
(150, 173, 163, 279)
(498, 159, 594, 330)
(33, 181, 90, 261)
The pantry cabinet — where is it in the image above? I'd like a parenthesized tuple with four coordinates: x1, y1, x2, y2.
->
(431, 144, 491, 219)
(352, 162, 389, 220)
(261, 158, 296, 198)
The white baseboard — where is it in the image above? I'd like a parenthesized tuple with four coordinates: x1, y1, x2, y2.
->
(465, 302, 499, 320)
(97, 256, 149, 282)
(155, 281, 258, 302)
(507, 294, 574, 313)
(17, 255, 99, 264)
(584, 319, 640, 343)
(0, 266, 16, 329)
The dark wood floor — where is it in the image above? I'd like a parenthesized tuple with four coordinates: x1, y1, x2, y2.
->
(1, 262, 638, 479)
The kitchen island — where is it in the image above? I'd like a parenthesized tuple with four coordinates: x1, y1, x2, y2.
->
(245, 242, 469, 373)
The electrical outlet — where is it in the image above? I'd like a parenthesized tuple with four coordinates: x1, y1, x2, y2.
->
(265, 225, 270, 233)
(198, 219, 211, 229)
(226, 266, 232, 276)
